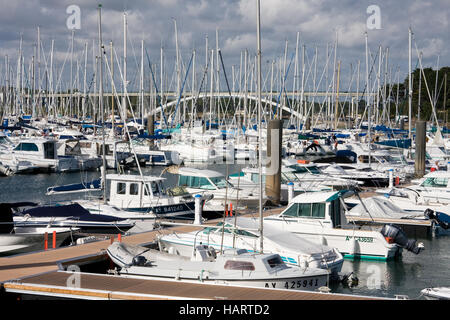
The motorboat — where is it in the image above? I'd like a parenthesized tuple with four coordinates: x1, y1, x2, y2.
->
(283, 159, 363, 190)
(172, 167, 264, 214)
(376, 170, 450, 206)
(115, 137, 178, 166)
(107, 242, 330, 291)
(157, 216, 344, 279)
(82, 173, 202, 220)
(421, 287, 450, 300)
(263, 191, 424, 261)
(228, 166, 333, 204)
(320, 163, 390, 187)
(12, 202, 136, 234)
(0, 138, 79, 173)
(0, 202, 76, 256)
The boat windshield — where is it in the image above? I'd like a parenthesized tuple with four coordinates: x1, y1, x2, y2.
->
(0, 135, 14, 146)
(281, 172, 299, 182)
(210, 176, 228, 189)
(421, 177, 448, 188)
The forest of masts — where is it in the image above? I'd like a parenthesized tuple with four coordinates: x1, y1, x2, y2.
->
(0, 16, 447, 133)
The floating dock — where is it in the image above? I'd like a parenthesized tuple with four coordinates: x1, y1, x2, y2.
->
(0, 207, 385, 300)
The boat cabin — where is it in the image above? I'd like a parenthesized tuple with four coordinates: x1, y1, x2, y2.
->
(177, 167, 229, 190)
(107, 174, 167, 207)
(12, 139, 57, 160)
(276, 191, 346, 229)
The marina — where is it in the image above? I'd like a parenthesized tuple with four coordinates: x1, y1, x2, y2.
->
(0, 0, 449, 307)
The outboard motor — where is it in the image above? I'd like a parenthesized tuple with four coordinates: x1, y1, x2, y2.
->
(132, 255, 148, 266)
(424, 208, 450, 230)
(380, 224, 424, 254)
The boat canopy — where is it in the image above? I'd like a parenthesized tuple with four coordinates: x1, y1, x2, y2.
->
(291, 191, 340, 204)
(46, 179, 102, 195)
(347, 197, 423, 219)
(19, 203, 128, 222)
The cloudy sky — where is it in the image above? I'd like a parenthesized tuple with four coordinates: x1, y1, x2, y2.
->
(1, 0, 448, 95)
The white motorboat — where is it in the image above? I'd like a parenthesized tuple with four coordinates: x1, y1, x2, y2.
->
(421, 287, 450, 300)
(107, 242, 330, 291)
(12, 202, 136, 235)
(283, 159, 363, 190)
(157, 216, 344, 279)
(0, 203, 76, 256)
(172, 167, 264, 214)
(87, 173, 201, 220)
(0, 138, 79, 173)
(115, 137, 177, 166)
(376, 170, 450, 206)
(228, 166, 333, 204)
(263, 191, 424, 261)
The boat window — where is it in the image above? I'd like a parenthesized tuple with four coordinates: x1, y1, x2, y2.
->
(330, 199, 341, 227)
(210, 176, 227, 189)
(151, 182, 160, 195)
(311, 203, 326, 218)
(281, 172, 298, 182)
(143, 183, 152, 196)
(129, 183, 139, 195)
(117, 182, 126, 195)
(233, 228, 257, 238)
(158, 182, 166, 195)
(421, 178, 448, 188)
(44, 142, 56, 159)
(224, 260, 255, 271)
(294, 166, 308, 174)
(306, 166, 321, 174)
(198, 177, 215, 190)
(266, 256, 284, 268)
(298, 203, 326, 218)
(178, 175, 189, 187)
(14, 142, 39, 152)
(282, 203, 299, 217)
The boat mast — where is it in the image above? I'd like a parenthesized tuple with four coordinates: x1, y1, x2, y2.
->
(122, 12, 128, 127)
(98, 4, 107, 204)
(256, 0, 263, 253)
(408, 27, 412, 139)
(365, 31, 371, 165)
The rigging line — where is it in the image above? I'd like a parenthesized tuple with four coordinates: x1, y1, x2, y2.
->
(144, 48, 169, 129)
(274, 52, 295, 119)
(169, 52, 194, 129)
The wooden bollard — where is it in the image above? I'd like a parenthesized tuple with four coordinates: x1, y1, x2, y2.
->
(52, 231, 56, 249)
(110, 235, 114, 244)
(44, 232, 48, 251)
(225, 204, 228, 217)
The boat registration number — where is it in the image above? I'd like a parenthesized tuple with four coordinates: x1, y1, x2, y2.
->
(265, 279, 319, 290)
(345, 236, 374, 243)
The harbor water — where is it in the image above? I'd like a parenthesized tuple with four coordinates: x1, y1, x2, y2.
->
(0, 163, 448, 300)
